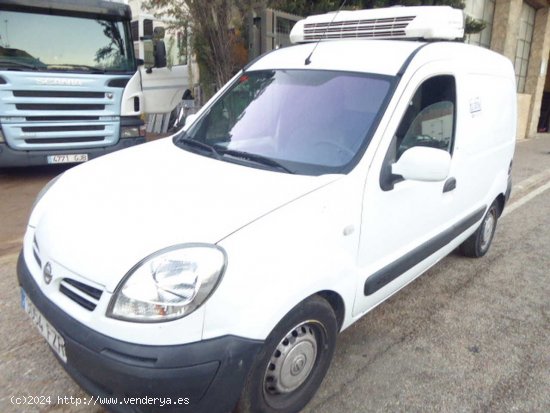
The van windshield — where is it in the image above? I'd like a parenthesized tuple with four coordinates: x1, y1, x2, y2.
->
(177, 70, 392, 175)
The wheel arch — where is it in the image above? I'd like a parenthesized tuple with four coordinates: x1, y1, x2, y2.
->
(316, 290, 346, 331)
(495, 193, 506, 217)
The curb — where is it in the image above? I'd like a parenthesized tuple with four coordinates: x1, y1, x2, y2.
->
(510, 168, 550, 203)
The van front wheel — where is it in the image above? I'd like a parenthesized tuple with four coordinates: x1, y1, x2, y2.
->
(235, 296, 337, 413)
(460, 201, 499, 258)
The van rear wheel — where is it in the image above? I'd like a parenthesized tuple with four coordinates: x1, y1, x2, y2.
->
(460, 201, 499, 258)
(235, 296, 337, 413)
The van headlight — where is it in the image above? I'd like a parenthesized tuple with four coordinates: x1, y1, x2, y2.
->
(107, 244, 226, 322)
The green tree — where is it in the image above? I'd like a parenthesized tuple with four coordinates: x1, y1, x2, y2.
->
(143, 0, 249, 96)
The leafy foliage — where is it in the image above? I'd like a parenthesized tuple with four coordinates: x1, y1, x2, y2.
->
(143, 0, 249, 94)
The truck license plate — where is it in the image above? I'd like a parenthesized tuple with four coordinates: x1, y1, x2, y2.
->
(21, 289, 67, 363)
(47, 154, 88, 164)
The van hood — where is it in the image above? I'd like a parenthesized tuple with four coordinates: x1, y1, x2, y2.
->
(33, 138, 339, 292)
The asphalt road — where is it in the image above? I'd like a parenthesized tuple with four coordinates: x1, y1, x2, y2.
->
(305, 186, 550, 413)
(0, 137, 549, 413)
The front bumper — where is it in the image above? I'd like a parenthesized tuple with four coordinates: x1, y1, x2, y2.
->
(17, 252, 263, 413)
(0, 137, 145, 167)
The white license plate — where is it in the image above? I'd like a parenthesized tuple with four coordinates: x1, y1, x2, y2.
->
(21, 289, 67, 363)
(47, 154, 88, 164)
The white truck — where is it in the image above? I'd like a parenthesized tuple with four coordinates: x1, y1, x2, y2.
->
(18, 6, 516, 413)
(0, 0, 190, 166)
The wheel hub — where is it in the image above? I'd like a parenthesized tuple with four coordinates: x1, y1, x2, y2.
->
(264, 322, 318, 394)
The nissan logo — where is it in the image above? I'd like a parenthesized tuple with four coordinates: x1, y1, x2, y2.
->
(43, 262, 53, 285)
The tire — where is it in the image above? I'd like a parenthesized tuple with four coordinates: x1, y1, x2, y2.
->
(459, 201, 499, 258)
(235, 296, 338, 413)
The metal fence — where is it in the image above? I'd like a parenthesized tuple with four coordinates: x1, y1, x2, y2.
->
(248, 8, 302, 61)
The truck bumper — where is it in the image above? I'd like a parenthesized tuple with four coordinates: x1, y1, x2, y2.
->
(0, 137, 145, 167)
(17, 252, 263, 413)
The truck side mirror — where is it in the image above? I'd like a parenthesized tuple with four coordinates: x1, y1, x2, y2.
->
(153, 39, 167, 69)
(391, 146, 451, 182)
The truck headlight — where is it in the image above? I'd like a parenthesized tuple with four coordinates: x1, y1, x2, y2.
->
(107, 244, 226, 322)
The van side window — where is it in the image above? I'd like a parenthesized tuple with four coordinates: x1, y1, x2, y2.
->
(394, 75, 456, 160)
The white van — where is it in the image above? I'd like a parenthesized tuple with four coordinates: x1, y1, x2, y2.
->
(18, 6, 516, 413)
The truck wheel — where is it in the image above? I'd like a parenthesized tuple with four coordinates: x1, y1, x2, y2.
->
(460, 201, 499, 258)
(235, 296, 337, 413)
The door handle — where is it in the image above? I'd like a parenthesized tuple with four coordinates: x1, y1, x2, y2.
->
(443, 177, 456, 193)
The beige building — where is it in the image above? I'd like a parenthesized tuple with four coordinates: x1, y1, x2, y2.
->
(464, 0, 550, 139)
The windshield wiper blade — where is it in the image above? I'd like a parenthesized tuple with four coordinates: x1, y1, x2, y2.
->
(0, 61, 41, 71)
(47, 64, 106, 73)
(219, 149, 293, 174)
(176, 137, 221, 159)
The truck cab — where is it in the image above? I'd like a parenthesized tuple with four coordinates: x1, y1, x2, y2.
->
(0, 0, 185, 166)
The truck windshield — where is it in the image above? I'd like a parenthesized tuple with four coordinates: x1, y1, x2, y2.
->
(0, 10, 135, 73)
(178, 70, 392, 175)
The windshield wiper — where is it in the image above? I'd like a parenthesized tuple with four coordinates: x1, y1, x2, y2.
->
(176, 136, 221, 159)
(218, 148, 293, 174)
(47, 64, 106, 73)
(0, 61, 42, 71)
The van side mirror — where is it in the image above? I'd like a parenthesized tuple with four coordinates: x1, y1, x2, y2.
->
(391, 147, 451, 182)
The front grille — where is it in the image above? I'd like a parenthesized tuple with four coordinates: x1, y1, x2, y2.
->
(13, 91, 104, 98)
(25, 116, 100, 121)
(60, 278, 103, 311)
(16, 103, 105, 111)
(25, 136, 105, 144)
(32, 236, 41, 269)
(303, 15, 414, 40)
(5, 84, 118, 150)
(22, 125, 105, 133)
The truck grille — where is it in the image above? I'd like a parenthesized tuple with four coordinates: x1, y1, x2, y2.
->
(16, 103, 105, 111)
(24, 116, 100, 121)
(22, 124, 107, 144)
(60, 278, 103, 311)
(22, 125, 104, 132)
(13, 91, 104, 98)
(0, 78, 123, 150)
(25, 137, 105, 144)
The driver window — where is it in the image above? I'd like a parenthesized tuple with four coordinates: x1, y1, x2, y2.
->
(393, 75, 456, 161)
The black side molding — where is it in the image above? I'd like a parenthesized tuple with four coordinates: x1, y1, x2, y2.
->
(364, 205, 486, 295)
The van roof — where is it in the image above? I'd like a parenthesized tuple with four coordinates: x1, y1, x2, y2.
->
(247, 40, 513, 78)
